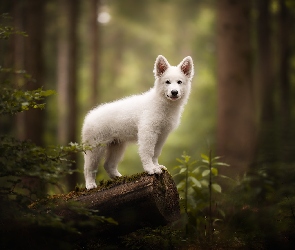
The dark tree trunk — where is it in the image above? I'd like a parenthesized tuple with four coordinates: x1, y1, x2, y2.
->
(12, 0, 47, 197)
(13, 0, 45, 146)
(31, 171, 180, 235)
(216, 0, 256, 177)
(57, 0, 79, 190)
(257, 0, 273, 122)
(278, 0, 291, 161)
(24, 0, 45, 146)
(13, 0, 26, 140)
(89, 0, 100, 107)
(256, 0, 277, 162)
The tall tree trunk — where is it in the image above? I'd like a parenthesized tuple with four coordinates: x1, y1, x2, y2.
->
(14, 0, 45, 146)
(13, 0, 26, 140)
(89, 0, 100, 107)
(13, 0, 46, 197)
(256, 0, 276, 161)
(216, 0, 256, 177)
(257, 0, 273, 122)
(278, 0, 291, 161)
(57, 0, 79, 190)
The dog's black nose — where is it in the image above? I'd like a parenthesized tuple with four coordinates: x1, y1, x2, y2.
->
(171, 90, 178, 96)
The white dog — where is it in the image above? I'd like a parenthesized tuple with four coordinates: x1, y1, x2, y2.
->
(82, 55, 194, 189)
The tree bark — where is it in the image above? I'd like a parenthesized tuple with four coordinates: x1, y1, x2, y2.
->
(32, 171, 180, 235)
(12, 0, 47, 197)
(216, 0, 256, 177)
(88, 0, 100, 108)
(13, 0, 45, 146)
(278, 0, 291, 161)
(255, 0, 277, 163)
(57, 0, 79, 190)
(257, 0, 273, 123)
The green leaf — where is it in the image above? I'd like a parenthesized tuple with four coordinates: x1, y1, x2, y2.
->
(182, 154, 191, 163)
(211, 167, 218, 176)
(219, 175, 236, 183)
(173, 164, 182, 169)
(213, 162, 230, 167)
(189, 160, 198, 167)
(176, 158, 184, 164)
(201, 154, 209, 161)
(213, 218, 223, 226)
(202, 169, 210, 177)
(41, 89, 56, 97)
(200, 179, 209, 187)
(192, 165, 207, 173)
(177, 181, 185, 190)
(179, 167, 187, 174)
(189, 176, 201, 188)
(212, 183, 222, 193)
(202, 159, 209, 165)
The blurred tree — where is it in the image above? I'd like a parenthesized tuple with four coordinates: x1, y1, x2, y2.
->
(57, 0, 79, 190)
(11, 0, 47, 196)
(278, 0, 291, 159)
(88, 0, 100, 107)
(255, 0, 277, 163)
(13, 0, 45, 146)
(12, 0, 26, 138)
(216, 0, 256, 177)
(257, 0, 274, 123)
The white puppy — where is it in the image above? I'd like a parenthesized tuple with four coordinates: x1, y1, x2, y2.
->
(82, 55, 194, 189)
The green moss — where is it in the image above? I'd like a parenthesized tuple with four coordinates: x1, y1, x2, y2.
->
(30, 171, 171, 209)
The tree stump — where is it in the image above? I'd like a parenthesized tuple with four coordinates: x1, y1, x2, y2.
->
(31, 170, 180, 235)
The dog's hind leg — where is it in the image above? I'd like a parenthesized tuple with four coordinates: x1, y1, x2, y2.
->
(84, 146, 104, 189)
(104, 142, 127, 178)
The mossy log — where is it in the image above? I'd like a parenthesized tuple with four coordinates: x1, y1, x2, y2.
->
(31, 170, 180, 235)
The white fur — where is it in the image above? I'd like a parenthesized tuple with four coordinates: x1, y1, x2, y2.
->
(82, 55, 194, 189)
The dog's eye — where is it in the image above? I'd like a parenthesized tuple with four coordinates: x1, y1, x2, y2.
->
(165, 80, 171, 84)
(177, 80, 182, 84)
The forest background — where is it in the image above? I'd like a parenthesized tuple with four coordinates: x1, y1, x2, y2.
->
(1, 0, 295, 247)
(1, 0, 295, 189)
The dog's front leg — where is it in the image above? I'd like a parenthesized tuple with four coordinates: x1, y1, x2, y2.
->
(138, 130, 164, 175)
(152, 131, 169, 169)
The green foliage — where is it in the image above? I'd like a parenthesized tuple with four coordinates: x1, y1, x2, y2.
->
(122, 226, 183, 250)
(0, 137, 86, 184)
(0, 19, 114, 249)
(0, 67, 55, 115)
(173, 151, 230, 240)
(0, 13, 27, 39)
(172, 153, 295, 248)
(223, 162, 295, 248)
(0, 136, 96, 230)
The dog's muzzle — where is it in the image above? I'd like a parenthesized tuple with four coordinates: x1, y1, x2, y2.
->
(171, 90, 178, 97)
(167, 90, 180, 100)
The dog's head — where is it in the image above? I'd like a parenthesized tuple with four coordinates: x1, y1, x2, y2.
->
(153, 55, 194, 101)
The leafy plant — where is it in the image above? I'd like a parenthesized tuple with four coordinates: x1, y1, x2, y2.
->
(0, 17, 113, 249)
(0, 13, 27, 39)
(122, 226, 183, 250)
(173, 151, 230, 241)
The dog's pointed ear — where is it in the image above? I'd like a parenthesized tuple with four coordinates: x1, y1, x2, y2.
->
(153, 55, 170, 78)
(178, 56, 194, 80)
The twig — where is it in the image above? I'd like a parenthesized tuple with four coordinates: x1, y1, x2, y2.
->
(208, 149, 213, 242)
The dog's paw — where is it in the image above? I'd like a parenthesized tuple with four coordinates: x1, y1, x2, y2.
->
(86, 182, 97, 190)
(145, 165, 164, 175)
(158, 165, 167, 171)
